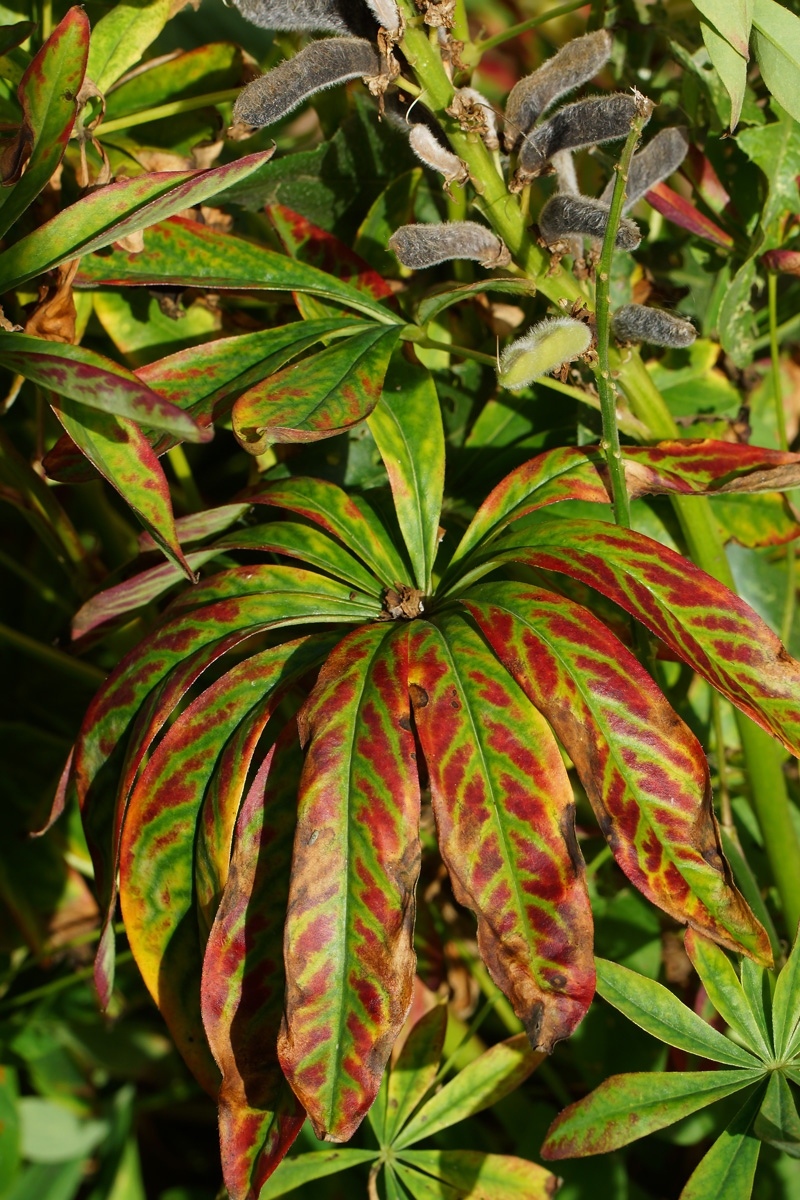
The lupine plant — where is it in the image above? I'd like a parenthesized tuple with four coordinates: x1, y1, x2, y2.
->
(3, 1, 800, 1199)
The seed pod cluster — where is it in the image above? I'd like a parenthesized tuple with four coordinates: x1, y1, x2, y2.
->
(511, 93, 647, 191)
(409, 123, 469, 188)
(498, 317, 591, 391)
(389, 222, 511, 269)
(233, 0, 376, 35)
(503, 29, 613, 153)
(232, 37, 380, 128)
(612, 303, 696, 348)
(538, 194, 641, 251)
(599, 127, 689, 209)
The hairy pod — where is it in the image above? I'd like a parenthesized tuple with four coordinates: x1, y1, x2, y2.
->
(512, 93, 647, 190)
(232, 0, 377, 35)
(503, 29, 613, 153)
(447, 87, 500, 150)
(612, 303, 696, 347)
(409, 123, 469, 187)
(365, 0, 401, 33)
(498, 317, 591, 391)
(538, 194, 641, 250)
(551, 149, 579, 195)
(389, 222, 511, 269)
(232, 37, 380, 127)
(600, 127, 689, 209)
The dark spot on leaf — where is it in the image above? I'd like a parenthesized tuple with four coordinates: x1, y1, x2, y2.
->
(399, 715, 411, 732)
(559, 803, 584, 877)
(550, 973, 568, 989)
(410, 683, 429, 709)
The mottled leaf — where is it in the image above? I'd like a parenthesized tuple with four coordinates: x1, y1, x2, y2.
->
(712, 493, 800, 548)
(259, 1150, 377, 1199)
(367, 358, 444, 594)
(0, 152, 277, 293)
(738, 103, 800, 246)
(232, 325, 401, 453)
(542, 1071, 760, 1158)
(645, 182, 735, 248)
(201, 732, 307, 1200)
(0, 8, 89, 240)
(278, 625, 421, 1141)
(408, 614, 595, 1052)
(685, 931, 773, 1058)
(71, 551, 218, 640)
(393, 1033, 543, 1150)
(385, 1004, 447, 1143)
(681, 1086, 764, 1199)
(493, 518, 800, 765)
(463, 584, 771, 964)
(73, 217, 400, 324)
(594, 958, 761, 1067)
(215, 523, 382, 597)
(52, 398, 194, 579)
(772, 921, 800, 1057)
(139, 504, 250, 551)
(120, 637, 332, 1090)
(87, 0, 171, 91)
(397, 1151, 559, 1199)
(104, 42, 242, 118)
(0, 334, 211, 441)
(253, 476, 410, 588)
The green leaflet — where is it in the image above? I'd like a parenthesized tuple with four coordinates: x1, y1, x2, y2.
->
(384, 1004, 448, 1144)
(259, 1150, 377, 1198)
(752, 0, 800, 123)
(682, 1087, 765, 1199)
(594, 958, 761, 1068)
(397, 1151, 559, 1200)
(689, 0, 752, 57)
(772, 922, 800, 1057)
(753, 1070, 800, 1155)
(368, 357, 445, 594)
(86, 0, 171, 92)
(541, 1071, 762, 1158)
(685, 931, 773, 1060)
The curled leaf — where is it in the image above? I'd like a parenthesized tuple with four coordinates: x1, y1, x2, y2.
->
(513, 93, 647, 191)
(498, 317, 591, 392)
(503, 29, 613, 152)
(599, 126, 689, 209)
(232, 37, 380, 128)
(538, 194, 641, 250)
(613, 303, 697, 347)
(389, 221, 510, 269)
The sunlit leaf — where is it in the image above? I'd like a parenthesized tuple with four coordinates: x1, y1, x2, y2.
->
(685, 931, 773, 1059)
(397, 1150, 559, 1199)
(258, 1150, 377, 1199)
(753, 1070, 800, 1156)
(385, 1005, 447, 1144)
(682, 1086, 765, 1199)
(771, 921, 800, 1057)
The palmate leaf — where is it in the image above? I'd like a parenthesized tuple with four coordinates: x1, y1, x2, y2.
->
(685, 931, 773, 1059)
(772, 921, 800, 1058)
(408, 613, 595, 1051)
(682, 1087, 765, 1200)
(493, 518, 800, 763)
(385, 1004, 447, 1144)
(753, 1070, 800, 1156)
(259, 1150, 378, 1199)
(463, 584, 771, 963)
(120, 635, 337, 1091)
(278, 624, 421, 1142)
(232, 325, 401, 453)
(201, 730, 307, 1200)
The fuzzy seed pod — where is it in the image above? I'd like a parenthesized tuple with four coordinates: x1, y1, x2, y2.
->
(512, 93, 647, 190)
(612, 303, 696, 348)
(409, 123, 469, 188)
(600, 127, 689, 209)
(232, 0, 376, 35)
(551, 149, 579, 196)
(447, 87, 500, 150)
(364, 0, 401, 33)
(388, 222, 511, 269)
(538, 194, 641, 250)
(498, 317, 591, 391)
(503, 29, 613, 153)
(232, 37, 381, 128)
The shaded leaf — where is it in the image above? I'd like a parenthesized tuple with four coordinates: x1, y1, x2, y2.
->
(738, 103, 800, 246)
(416, 278, 537, 327)
(201, 732, 306, 1200)
(739, 956, 773, 1052)
(394, 1034, 543, 1150)
(701, 19, 747, 132)
(645, 182, 735, 248)
(385, 1004, 448, 1144)
(718, 259, 758, 368)
(394, 1163, 464, 1199)
(753, 1070, 800, 1155)
(71, 551, 218, 640)
(215, 523, 383, 597)
(464, 584, 771, 963)
(690, 0, 752, 57)
(772, 921, 800, 1057)
(232, 325, 401, 453)
(74, 217, 400, 324)
(408, 613, 595, 1052)
(278, 625, 421, 1141)
(367, 358, 444, 594)
(594, 958, 761, 1067)
(398, 1150, 559, 1200)
(752, 0, 800, 123)
(681, 1085, 764, 1199)
(0, 152, 277, 293)
(542, 1071, 760, 1158)
(0, 7, 89, 240)
(104, 41, 242, 118)
(685, 931, 773, 1059)
(258, 1150, 377, 1199)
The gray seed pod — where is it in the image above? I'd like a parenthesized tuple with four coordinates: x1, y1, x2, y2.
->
(599, 126, 690, 209)
(232, 37, 381, 128)
(538, 194, 641, 251)
(551, 149, 579, 195)
(232, 0, 376, 35)
(512, 93, 647, 190)
(613, 303, 696, 347)
(409, 123, 469, 187)
(388, 222, 511, 269)
(364, 0, 401, 33)
(503, 29, 613, 153)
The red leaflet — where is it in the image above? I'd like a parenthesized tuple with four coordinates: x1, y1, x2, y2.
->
(269, 203, 396, 304)
(645, 182, 735, 249)
(409, 614, 596, 1050)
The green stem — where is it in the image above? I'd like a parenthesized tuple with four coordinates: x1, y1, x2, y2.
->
(0, 621, 106, 686)
(471, 0, 597, 57)
(0, 952, 133, 1013)
(451, 0, 470, 45)
(593, 98, 652, 529)
(768, 272, 796, 648)
(93, 89, 240, 137)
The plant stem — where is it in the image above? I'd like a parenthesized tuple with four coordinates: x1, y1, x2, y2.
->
(472, 0, 597, 57)
(768, 271, 796, 649)
(93, 89, 240, 136)
(0, 952, 133, 1013)
(0, 621, 106, 686)
(593, 96, 652, 528)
